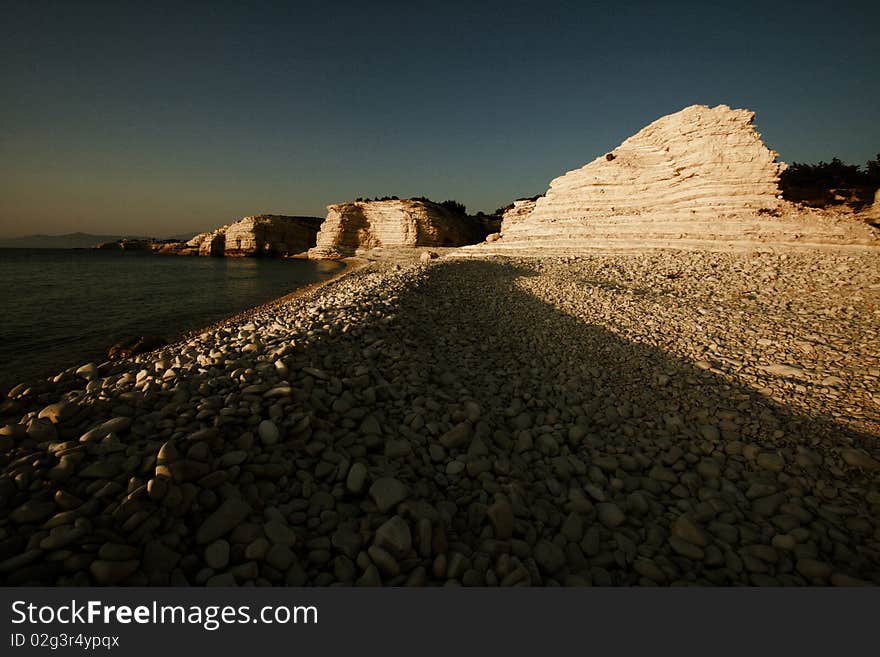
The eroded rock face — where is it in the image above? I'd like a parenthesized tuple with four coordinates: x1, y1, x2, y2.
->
(501, 198, 540, 231)
(866, 189, 880, 225)
(200, 231, 226, 257)
(503, 105, 784, 241)
(473, 104, 878, 251)
(224, 215, 323, 257)
(180, 233, 206, 256)
(309, 200, 484, 258)
(182, 215, 322, 257)
(150, 241, 185, 255)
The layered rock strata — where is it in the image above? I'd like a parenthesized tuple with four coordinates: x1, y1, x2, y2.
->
(470, 104, 877, 252)
(198, 231, 225, 257)
(309, 200, 484, 258)
(223, 215, 322, 257)
(184, 215, 322, 257)
(500, 198, 540, 231)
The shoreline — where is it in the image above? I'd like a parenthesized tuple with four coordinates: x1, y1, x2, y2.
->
(174, 256, 367, 344)
(0, 256, 361, 398)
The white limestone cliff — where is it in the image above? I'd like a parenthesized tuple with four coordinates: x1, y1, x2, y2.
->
(309, 199, 484, 258)
(180, 215, 322, 257)
(462, 104, 877, 252)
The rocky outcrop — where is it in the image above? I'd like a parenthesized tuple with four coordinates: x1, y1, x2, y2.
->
(495, 105, 787, 245)
(865, 189, 880, 226)
(223, 215, 322, 257)
(463, 104, 876, 253)
(199, 231, 226, 257)
(149, 240, 186, 255)
(178, 232, 208, 256)
(181, 215, 322, 257)
(529, 104, 784, 226)
(500, 197, 540, 230)
(95, 239, 155, 251)
(309, 199, 484, 258)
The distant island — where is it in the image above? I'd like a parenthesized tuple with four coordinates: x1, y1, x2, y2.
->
(0, 231, 196, 249)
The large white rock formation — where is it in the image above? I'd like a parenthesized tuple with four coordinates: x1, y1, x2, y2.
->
(472, 104, 877, 252)
(501, 198, 540, 228)
(182, 215, 322, 257)
(223, 215, 322, 256)
(309, 199, 484, 258)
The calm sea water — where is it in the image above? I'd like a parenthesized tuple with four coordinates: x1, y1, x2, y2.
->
(0, 249, 344, 390)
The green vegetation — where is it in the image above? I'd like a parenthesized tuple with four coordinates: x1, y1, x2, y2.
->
(779, 154, 879, 210)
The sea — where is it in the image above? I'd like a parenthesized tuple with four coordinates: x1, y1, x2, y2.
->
(0, 249, 344, 390)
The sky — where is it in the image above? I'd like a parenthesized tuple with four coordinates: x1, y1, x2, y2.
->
(1, 0, 878, 238)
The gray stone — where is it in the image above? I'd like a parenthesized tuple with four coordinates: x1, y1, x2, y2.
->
(560, 512, 584, 543)
(840, 449, 880, 471)
(90, 560, 139, 585)
(264, 520, 297, 547)
(534, 540, 566, 574)
(206, 573, 237, 587)
(596, 503, 625, 528)
(487, 499, 514, 539)
(245, 538, 270, 561)
(672, 516, 707, 547)
(367, 545, 399, 577)
(204, 540, 230, 570)
(346, 462, 368, 494)
(634, 558, 667, 583)
(196, 498, 252, 544)
(38, 401, 78, 424)
(796, 559, 832, 580)
(369, 477, 408, 512)
(258, 420, 280, 446)
(440, 422, 472, 449)
(11, 500, 56, 524)
(669, 537, 704, 560)
(357, 564, 381, 586)
(374, 516, 412, 558)
(99, 543, 139, 561)
(757, 452, 785, 472)
(266, 544, 295, 571)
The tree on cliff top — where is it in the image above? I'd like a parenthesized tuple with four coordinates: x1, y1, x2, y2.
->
(438, 200, 466, 216)
(780, 154, 879, 209)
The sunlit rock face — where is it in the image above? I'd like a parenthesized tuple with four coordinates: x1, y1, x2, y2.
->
(200, 231, 226, 256)
(181, 215, 322, 257)
(866, 190, 880, 224)
(309, 199, 484, 258)
(501, 104, 785, 242)
(500, 198, 540, 232)
(222, 215, 322, 257)
(180, 232, 207, 256)
(467, 104, 878, 251)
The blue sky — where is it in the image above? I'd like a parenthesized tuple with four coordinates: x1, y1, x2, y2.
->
(1, 0, 878, 237)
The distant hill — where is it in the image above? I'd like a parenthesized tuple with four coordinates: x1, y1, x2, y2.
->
(0, 232, 196, 249)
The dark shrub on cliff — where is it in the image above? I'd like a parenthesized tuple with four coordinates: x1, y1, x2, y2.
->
(439, 200, 467, 216)
(780, 154, 879, 210)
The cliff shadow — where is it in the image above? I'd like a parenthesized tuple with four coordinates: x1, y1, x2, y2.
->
(320, 257, 880, 585)
(334, 205, 376, 257)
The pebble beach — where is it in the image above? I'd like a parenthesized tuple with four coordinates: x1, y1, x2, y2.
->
(1, 249, 879, 586)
